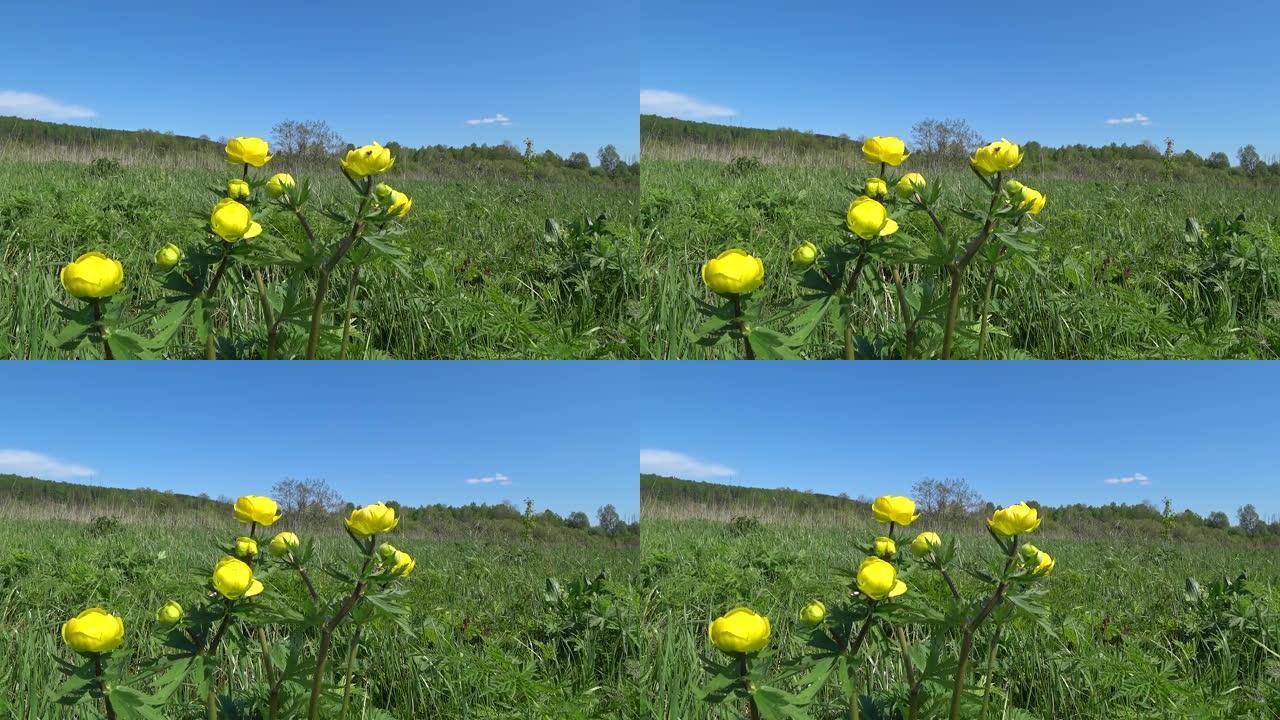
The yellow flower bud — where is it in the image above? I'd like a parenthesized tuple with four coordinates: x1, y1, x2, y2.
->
(154, 243, 182, 269)
(988, 502, 1041, 537)
(856, 557, 907, 601)
(970, 138, 1023, 175)
(267, 531, 300, 557)
(210, 199, 263, 242)
(376, 185, 412, 218)
(233, 495, 281, 526)
(862, 136, 910, 166)
(61, 608, 125, 655)
(873, 536, 896, 558)
(865, 177, 888, 199)
(345, 502, 399, 537)
(265, 173, 296, 199)
(1031, 550, 1055, 576)
(378, 542, 399, 560)
(701, 249, 765, 295)
(846, 197, 899, 240)
(212, 556, 265, 600)
(227, 179, 250, 200)
(341, 142, 395, 177)
(871, 496, 920, 526)
(800, 600, 826, 625)
(60, 251, 124, 299)
(1018, 186, 1047, 215)
(390, 549, 415, 577)
(234, 536, 258, 558)
(911, 531, 942, 557)
(1019, 542, 1041, 561)
(1004, 179, 1025, 196)
(375, 182, 395, 201)
(225, 137, 272, 167)
(897, 172, 926, 197)
(790, 241, 818, 267)
(708, 607, 770, 654)
(156, 600, 183, 626)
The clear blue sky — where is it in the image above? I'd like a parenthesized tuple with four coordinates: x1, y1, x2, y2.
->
(0, 363, 636, 520)
(637, 362, 1280, 522)
(640, 0, 1279, 161)
(1, 1, 637, 160)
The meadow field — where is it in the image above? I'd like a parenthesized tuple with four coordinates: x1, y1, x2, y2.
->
(640, 141, 1280, 359)
(0, 496, 642, 719)
(641, 481, 1280, 719)
(0, 146, 640, 359)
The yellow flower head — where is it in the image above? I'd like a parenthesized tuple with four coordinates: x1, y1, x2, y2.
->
(1004, 179, 1025, 195)
(800, 600, 826, 625)
(156, 600, 183, 626)
(212, 555, 265, 600)
(910, 531, 942, 557)
(234, 536, 258, 558)
(342, 142, 396, 177)
(346, 502, 399, 537)
(865, 177, 888, 199)
(62, 608, 125, 655)
(390, 549, 416, 577)
(862, 136, 910, 166)
(791, 241, 818, 267)
(708, 607, 770, 654)
(210, 199, 263, 242)
(701, 249, 765, 296)
(1031, 549, 1055, 576)
(871, 495, 920, 526)
(60, 251, 124, 299)
(970, 138, 1023, 175)
(265, 173, 296, 199)
(267, 531, 300, 557)
(233, 495, 281, 526)
(857, 556, 907, 601)
(154, 243, 182, 269)
(225, 137, 272, 167)
(988, 501, 1041, 537)
(897, 172, 926, 198)
(873, 535, 897, 559)
(846, 196, 899, 240)
(1018, 186, 1047, 215)
(374, 184, 413, 218)
(227, 178, 250, 200)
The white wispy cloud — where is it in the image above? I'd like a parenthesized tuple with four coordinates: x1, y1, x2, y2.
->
(0, 91, 96, 121)
(639, 449, 736, 479)
(464, 472, 512, 486)
(1104, 472, 1151, 486)
(1105, 112, 1151, 126)
(465, 113, 512, 126)
(640, 89, 736, 120)
(0, 448, 96, 479)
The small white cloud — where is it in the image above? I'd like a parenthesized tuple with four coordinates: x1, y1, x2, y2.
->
(0, 448, 95, 479)
(1104, 472, 1150, 486)
(0, 91, 96, 121)
(639, 449, 735, 479)
(466, 113, 512, 127)
(465, 472, 512, 486)
(1105, 112, 1151, 126)
(640, 89, 736, 120)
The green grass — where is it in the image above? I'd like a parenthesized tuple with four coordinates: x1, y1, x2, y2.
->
(640, 158, 1280, 358)
(641, 511, 1280, 719)
(0, 156, 640, 359)
(0, 512, 642, 719)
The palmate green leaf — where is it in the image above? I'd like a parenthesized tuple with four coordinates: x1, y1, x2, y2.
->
(697, 659, 741, 704)
(747, 326, 800, 360)
(49, 659, 97, 705)
(788, 294, 834, 343)
(106, 328, 150, 360)
(754, 685, 812, 720)
(106, 685, 169, 720)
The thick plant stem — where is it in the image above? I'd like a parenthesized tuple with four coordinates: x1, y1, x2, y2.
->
(843, 251, 870, 360)
(306, 179, 374, 359)
(738, 654, 760, 720)
(942, 265, 964, 359)
(950, 544, 1016, 720)
(91, 300, 113, 360)
(254, 269, 277, 359)
(308, 540, 376, 720)
(205, 252, 233, 360)
(93, 655, 117, 720)
(893, 625, 921, 720)
(340, 267, 362, 360)
(977, 246, 1010, 359)
(732, 295, 754, 359)
(981, 626, 1003, 719)
(258, 628, 279, 720)
(339, 628, 363, 720)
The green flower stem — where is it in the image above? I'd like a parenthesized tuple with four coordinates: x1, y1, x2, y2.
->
(254, 269, 278, 359)
(91, 300, 113, 360)
(731, 295, 754, 360)
(738, 653, 760, 720)
(949, 538, 1017, 720)
(307, 178, 374, 360)
(980, 626, 1004, 719)
(339, 266, 362, 360)
(842, 245, 871, 360)
(339, 627, 363, 720)
(308, 536, 377, 720)
(977, 216, 1023, 359)
(942, 172, 1003, 359)
(291, 556, 320, 602)
(93, 654, 117, 720)
(259, 628, 280, 720)
(204, 247, 234, 360)
(892, 625, 921, 720)
(936, 561, 962, 603)
(845, 604, 877, 657)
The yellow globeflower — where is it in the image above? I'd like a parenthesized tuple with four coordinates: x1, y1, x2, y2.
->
(856, 557, 907, 600)
(865, 177, 888, 199)
(377, 186, 413, 218)
(265, 173, 296, 199)
(1031, 550, 1056, 576)
(862, 136, 910, 166)
(156, 600, 183, 626)
(228, 179, 250, 200)
(346, 502, 399, 537)
(267, 531, 300, 557)
(234, 536, 258, 558)
(970, 138, 1023, 175)
(342, 142, 396, 177)
(871, 495, 920, 526)
(225, 137, 272, 167)
(62, 608, 125, 655)
(708, 607, 771, 654)
(1018, 186, 1047, 215)
(897, 172, 926, 197)
(212, 556, 265, 600)
(873, 536, 896, 558)
(701, 249, 765, 295)
(233, 495, 282, 526)
(846, 197, 899, 240)
(210, 199, 263, 242)
(390, 549, 416, 577)
(800, 600, 826, 625)
(60, 252, 124, 299)
(988, 501, 1041, 537)
(154, 243, 182, 269)
(791, 241, 818, 267)
(910, 531, 942, 557)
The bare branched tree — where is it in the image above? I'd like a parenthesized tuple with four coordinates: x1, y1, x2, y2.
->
(270, 120, 346, 160)
(910, 118, 983, 158)
(271, 477, 347, 516)
(911, 477, 986, 518)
